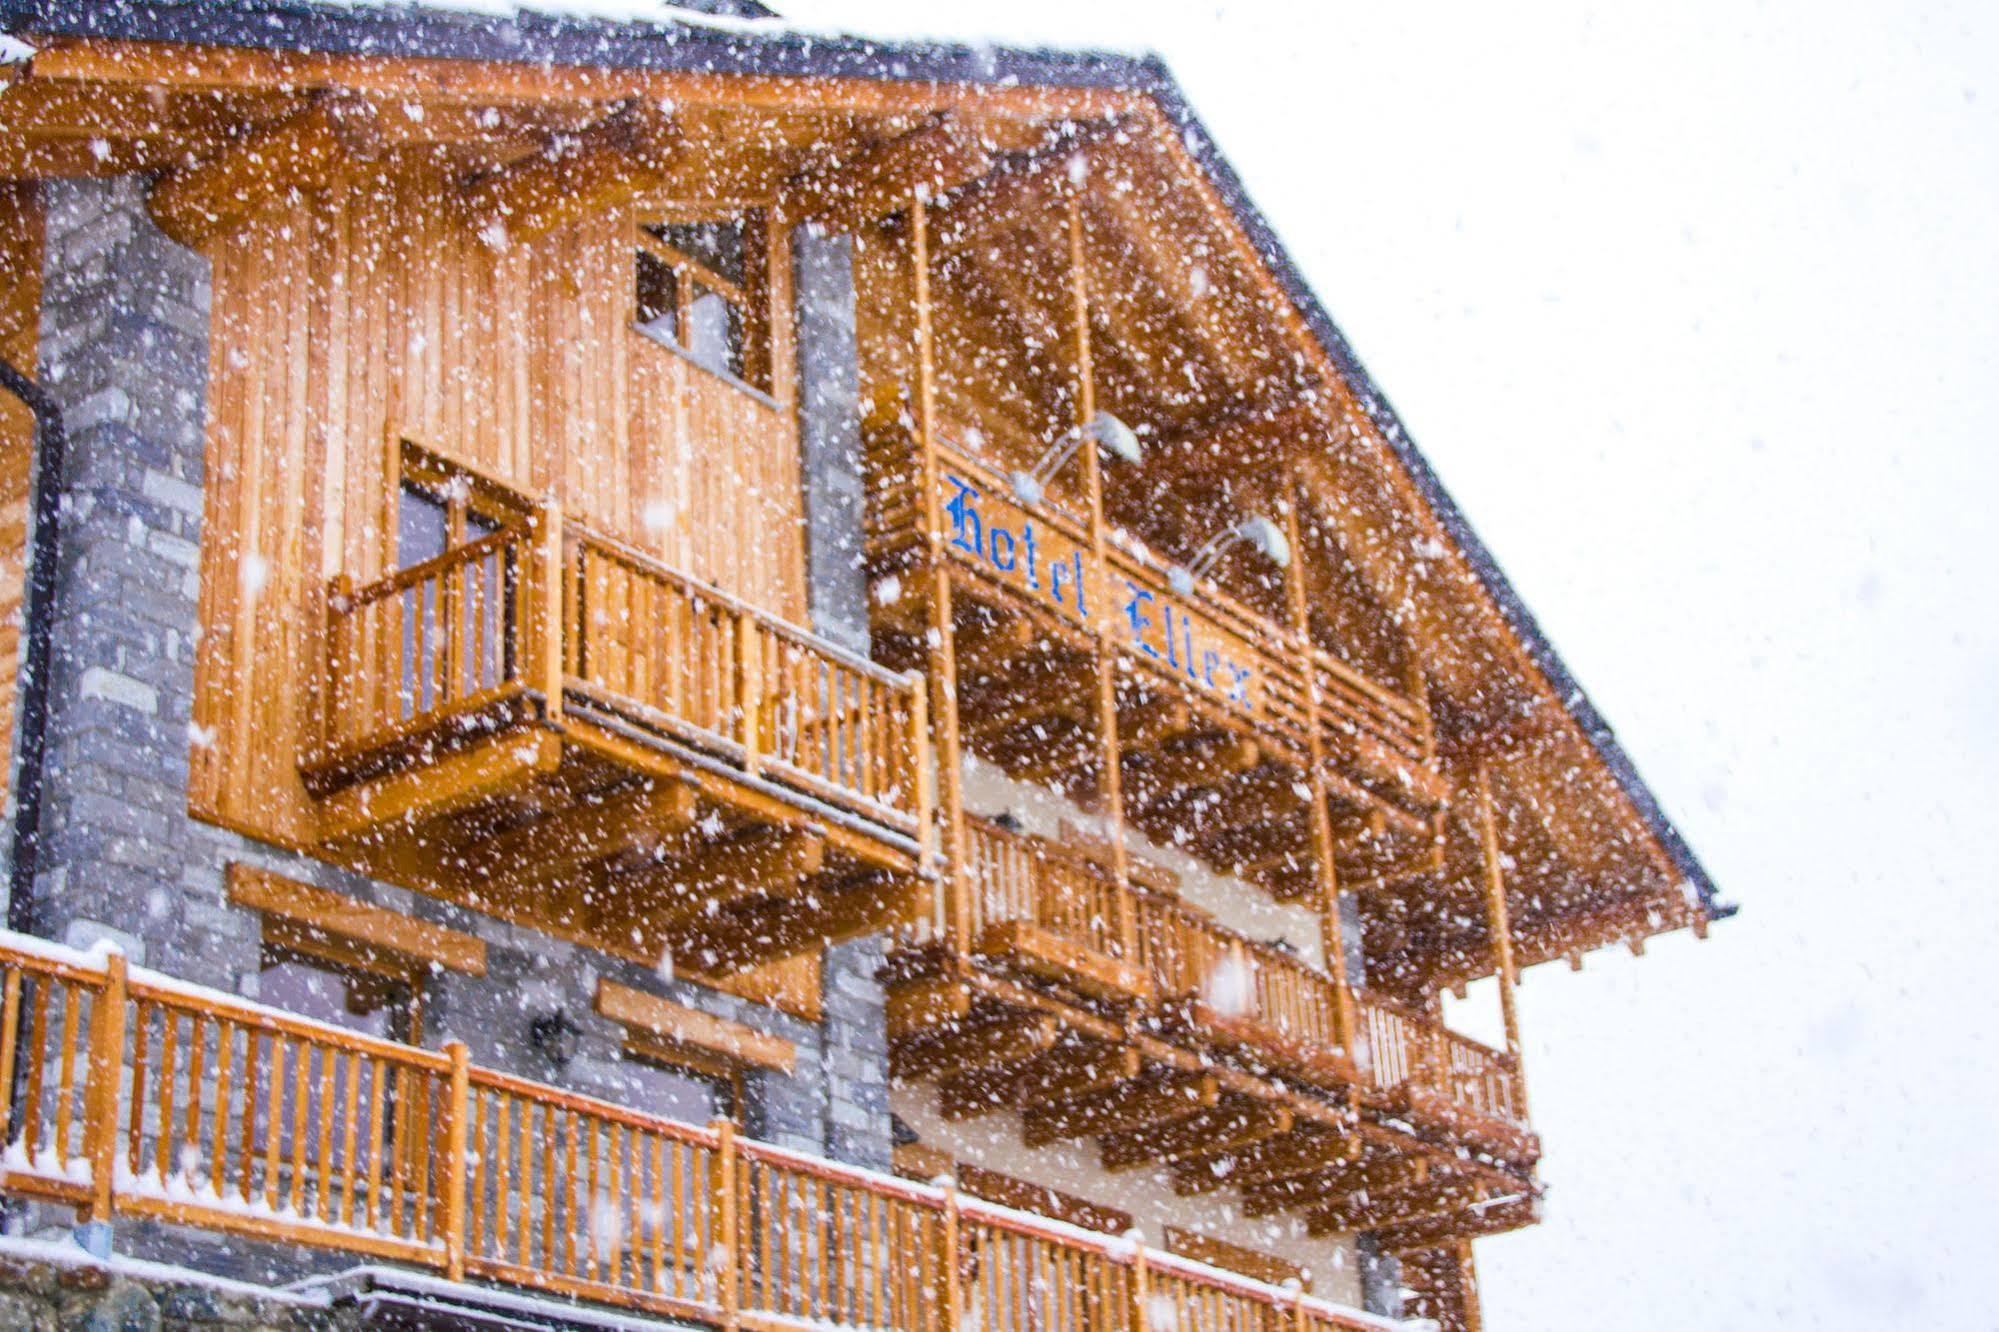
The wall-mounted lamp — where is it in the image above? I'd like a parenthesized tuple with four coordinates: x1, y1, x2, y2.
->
(1168, 514, 1291, 595)
(1010, 411, 1143, 506)
(529, 1008, 583, 1069)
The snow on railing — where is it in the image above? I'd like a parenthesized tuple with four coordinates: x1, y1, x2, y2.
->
(0, 929, 1410, 1331)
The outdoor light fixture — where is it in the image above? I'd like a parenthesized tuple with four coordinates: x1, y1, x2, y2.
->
(1010, 411, 1143, 506)
(529, 1009, 583, 1069)
(1169, 514, 1291, 595)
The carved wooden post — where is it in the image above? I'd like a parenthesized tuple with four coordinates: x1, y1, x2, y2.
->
(711, 1118, 741, 1330)
(441, 1040, 470, 1280)
(83, 951, 128, 1226)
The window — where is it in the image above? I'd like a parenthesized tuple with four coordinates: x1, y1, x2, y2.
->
(259, 948, 422, 1045)
(615, 1045, 741, 1123)
(634, 214, 768, 391)
(397, 445, 514, 571)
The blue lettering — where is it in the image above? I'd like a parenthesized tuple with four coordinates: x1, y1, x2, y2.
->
(1124, 582, 1160, 659)
(1073, 554, 1088, 617)
(1051, 558, 1070, 606)
(1202, 649, 1222, 690)
(946, 475, 983, 558)
(1022, 522, 1040, 590)
(1162, 605, 1179, 670)
(990, 527, 1017, 572)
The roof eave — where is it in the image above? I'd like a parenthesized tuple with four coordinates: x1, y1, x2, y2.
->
(0, 0, 1728, 925)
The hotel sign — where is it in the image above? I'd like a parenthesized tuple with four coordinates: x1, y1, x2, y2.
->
(941, 469, 1264, 716)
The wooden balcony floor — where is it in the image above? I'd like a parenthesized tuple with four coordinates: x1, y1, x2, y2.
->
(312, 703, 924, 977)
(883, 944, 1537, 1233)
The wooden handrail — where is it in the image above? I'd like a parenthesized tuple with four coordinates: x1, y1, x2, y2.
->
(334, 526, 521, 611)
(0, 930, 1403, 1332)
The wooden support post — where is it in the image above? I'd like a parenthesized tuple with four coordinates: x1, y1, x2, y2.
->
(1475, 763, 1527, 1117)
(908, 671, 935, 868)
(938, 1174, 964, 1332)
(1128, 1228, 1151, 1331)
(1456, 1239, 1484, 1332)
(83, 951, 128, 1223)
(910, 196, 971, 951)
(1066, 189, 1137, 962)
(737, 609, 762, 777)
(1282, 489, 1356, 1053)
(533, 501, 566, 724)
(442, 1040, 470, 1280)
(711, 1117, 740, 1330)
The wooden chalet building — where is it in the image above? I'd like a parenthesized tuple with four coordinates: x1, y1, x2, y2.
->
(0, 2, 1725, 1329)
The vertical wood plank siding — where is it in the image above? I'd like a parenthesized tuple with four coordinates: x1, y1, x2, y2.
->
(190, 159, 805, 845)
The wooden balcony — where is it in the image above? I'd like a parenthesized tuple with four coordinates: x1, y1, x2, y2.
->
(299, 511, 930, 975)
(867, 427, 1446, 898)
(887, 823, 1536, 1227)
(0, 931, 1398, 1332)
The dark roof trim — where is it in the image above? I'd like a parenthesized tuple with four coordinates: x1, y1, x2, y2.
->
(0, 0, 1726, 921)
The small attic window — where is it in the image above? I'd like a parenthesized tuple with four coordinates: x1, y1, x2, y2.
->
(635, 214, 768, 392)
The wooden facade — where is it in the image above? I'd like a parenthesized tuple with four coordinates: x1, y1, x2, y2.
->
(0, 15, 1723, 1331)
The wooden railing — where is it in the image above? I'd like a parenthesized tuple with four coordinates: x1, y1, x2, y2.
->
(0, 932, 1399, 1332)
(320, 523, 537, 761)
(909, 431, 1433, 789)
(1132, 889, 1348, 1062)
(958, 817, 1131, 963)
(566, 526, 927, 836)
(947, 820, 1525, 1130)
(1353, 991, 1528, 1130)
(316, 511, 926, 841)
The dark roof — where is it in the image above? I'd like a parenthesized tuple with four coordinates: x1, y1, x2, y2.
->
(0, 0, 1727, 922)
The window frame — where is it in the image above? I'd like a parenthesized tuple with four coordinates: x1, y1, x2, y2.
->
(620, 1034, 745, 1123)
(631, 209, 774, 398)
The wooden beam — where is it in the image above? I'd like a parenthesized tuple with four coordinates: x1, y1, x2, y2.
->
(1476, 763, 1526, 1095)
(784, 114, 997, 233)
(461, 777, 699, 881)
(1021, 1071, 1218, 1147)
(594, 977, 796, 1074)
(885, 976, 973, 1041)
(1163, 1228, 1310, 1292)
(226, 863, 487, 976)
(317, 729, 560, 844)
(1099, 1101, 1294, 1171)
(936, 1042, 1142, 1121)
(462, 102, 683, 245)
(1239, 1154, 1430, 1219)
(1374, 1194, 1539, 1254)
(1123, 735, 1262, 794)
(890, 1011, 1060, 1082)
(149, 95, 382, 246)
(1170, 1125, 1359, 1196)
(666, 869, 920, 973)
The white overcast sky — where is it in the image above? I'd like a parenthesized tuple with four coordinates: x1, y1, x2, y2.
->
(775, 2, 1999, 1327)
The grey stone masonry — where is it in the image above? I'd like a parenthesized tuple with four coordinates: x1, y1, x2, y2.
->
(791, 224, 896, 1171)
(9, 176, 894, 1228)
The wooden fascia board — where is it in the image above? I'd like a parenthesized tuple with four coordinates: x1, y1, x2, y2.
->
(23, 39, 1144, 122)
(226, 862, 488, 977)
(594, 976, 796, 1074)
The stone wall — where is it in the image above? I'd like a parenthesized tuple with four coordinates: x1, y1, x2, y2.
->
(0, 1247, 349, 1332)
(8, 179, 898, 1262)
